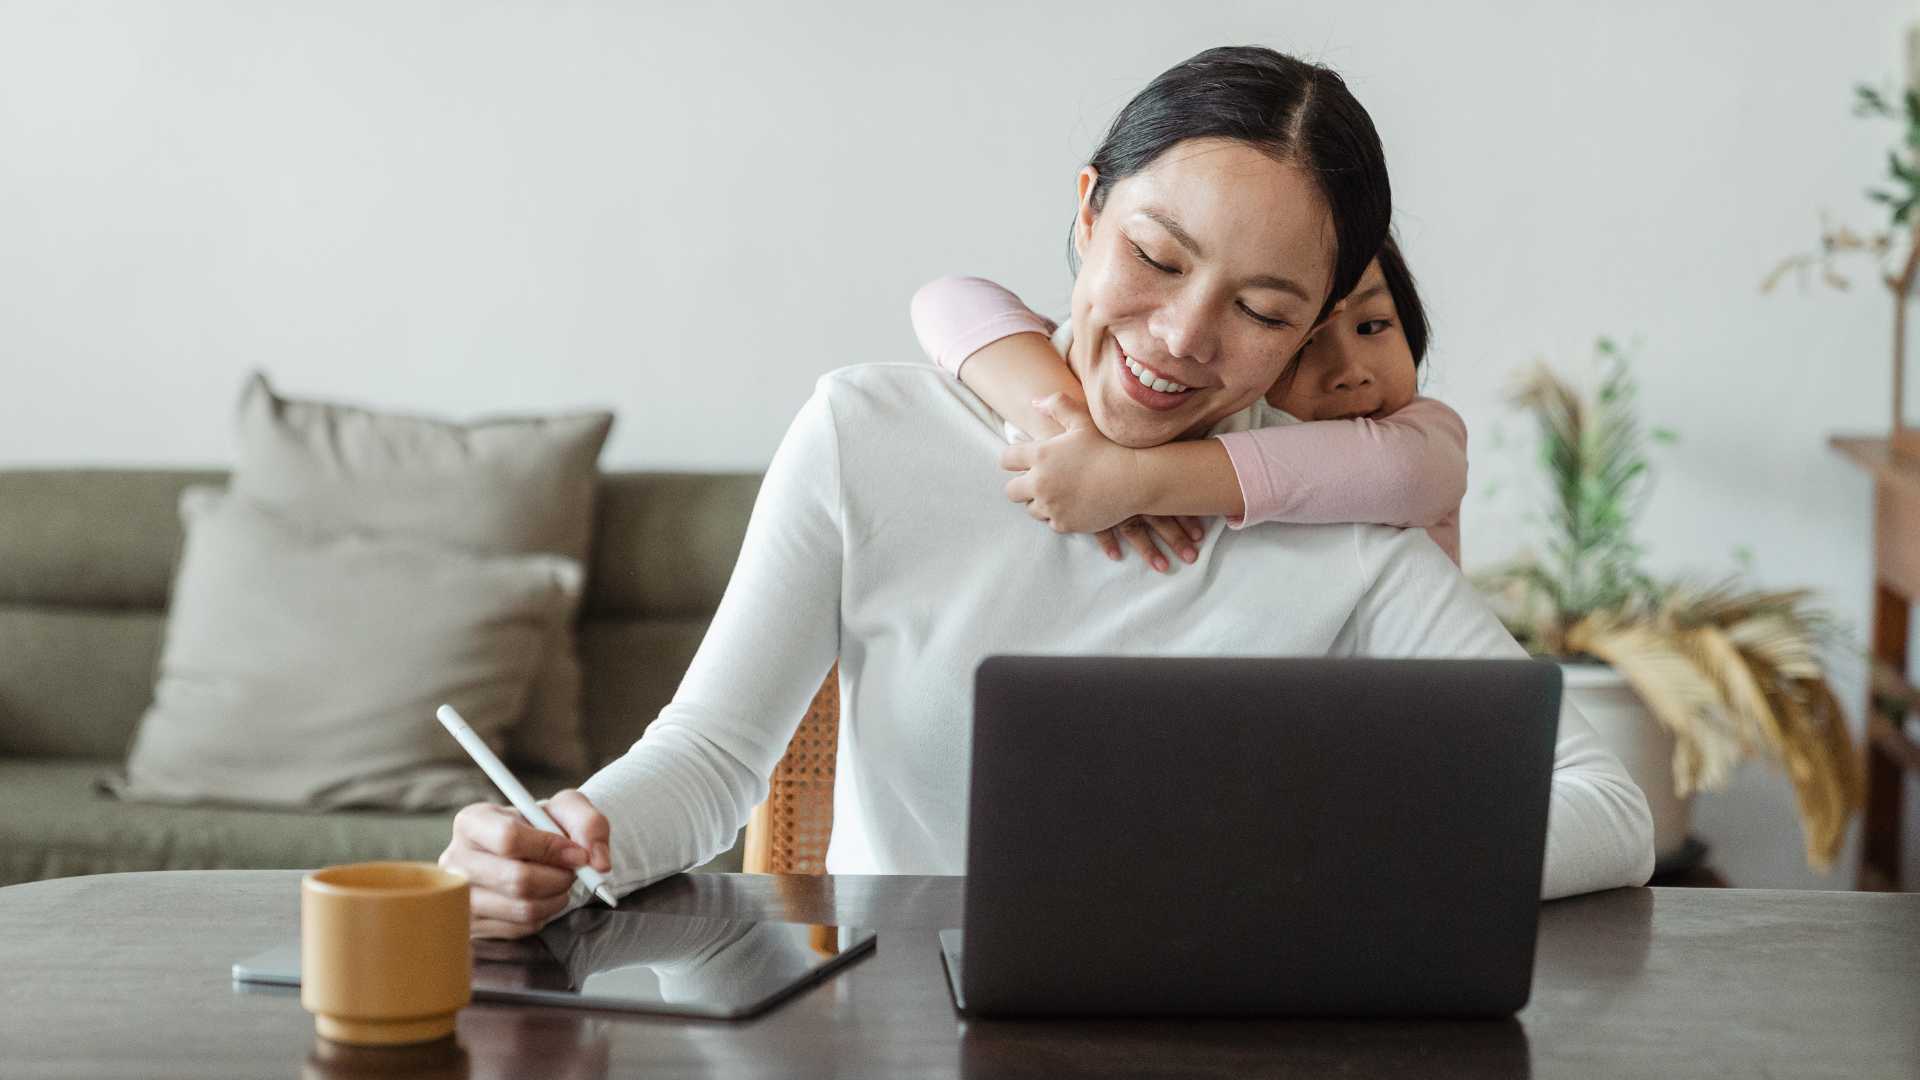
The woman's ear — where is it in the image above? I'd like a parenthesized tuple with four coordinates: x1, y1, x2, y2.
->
(1073, 166, 1100, 258)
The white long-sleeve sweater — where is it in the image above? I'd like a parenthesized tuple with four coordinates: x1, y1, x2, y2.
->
(574, 362, 1655, 911)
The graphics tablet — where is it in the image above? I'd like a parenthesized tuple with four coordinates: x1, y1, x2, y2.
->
(234, 907, 876, 1020)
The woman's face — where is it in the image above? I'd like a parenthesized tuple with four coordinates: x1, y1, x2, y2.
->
(1264, 259, 1418, 420)
(1067, 137, 1336, 448)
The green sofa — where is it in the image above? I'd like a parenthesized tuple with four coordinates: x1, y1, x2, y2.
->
(0, 468, 763, 886)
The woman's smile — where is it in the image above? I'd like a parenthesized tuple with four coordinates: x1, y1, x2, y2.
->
(1112, 337, 1200, 412)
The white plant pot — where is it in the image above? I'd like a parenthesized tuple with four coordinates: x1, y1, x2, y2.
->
(1559, 661, 1693, 863)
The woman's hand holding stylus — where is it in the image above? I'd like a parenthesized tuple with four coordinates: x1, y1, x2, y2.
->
(439, 789, 612, 939)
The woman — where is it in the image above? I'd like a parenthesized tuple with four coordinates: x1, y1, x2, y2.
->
(442, 46, 1654, 939)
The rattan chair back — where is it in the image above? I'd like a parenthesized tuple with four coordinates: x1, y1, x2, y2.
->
(742, 663, 839, 874)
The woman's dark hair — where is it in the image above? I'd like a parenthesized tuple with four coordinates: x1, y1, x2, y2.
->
(1068, 45, 1391, 324)
(1375, 233, 1430, 367)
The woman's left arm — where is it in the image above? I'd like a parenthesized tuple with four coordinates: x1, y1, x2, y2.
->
(1330, 525, 1657, 900)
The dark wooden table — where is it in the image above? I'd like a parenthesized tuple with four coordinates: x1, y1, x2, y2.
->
(1, 872, 1915, 1079)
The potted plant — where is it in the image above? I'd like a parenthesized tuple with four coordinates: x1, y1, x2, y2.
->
(1474, 339, 1864, 871)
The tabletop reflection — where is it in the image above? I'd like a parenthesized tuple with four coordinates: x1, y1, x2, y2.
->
(960, 1016, 1532, 1079)
(302, 1034, 468, 1080)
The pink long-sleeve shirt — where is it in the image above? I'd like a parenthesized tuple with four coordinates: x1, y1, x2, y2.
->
(909, 276, 1465, 564)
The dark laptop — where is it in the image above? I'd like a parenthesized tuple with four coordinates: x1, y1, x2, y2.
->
(940, 656, 1561, 1018)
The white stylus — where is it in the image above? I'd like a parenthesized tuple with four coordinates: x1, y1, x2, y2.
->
(435, 704, 619, 908)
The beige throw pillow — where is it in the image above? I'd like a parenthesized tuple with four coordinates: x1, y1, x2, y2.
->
(107, 488, 582, 811)
(230, 373, 613, 776)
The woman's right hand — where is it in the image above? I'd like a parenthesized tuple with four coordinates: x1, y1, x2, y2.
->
(439, 789, 613, 939)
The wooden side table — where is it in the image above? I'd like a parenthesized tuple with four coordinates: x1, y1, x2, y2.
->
(1831, 436, 1920, 891)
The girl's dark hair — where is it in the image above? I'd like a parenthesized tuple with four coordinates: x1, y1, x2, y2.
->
(1375, 233, 1430, 367)
(1068, 45, 1391, 323)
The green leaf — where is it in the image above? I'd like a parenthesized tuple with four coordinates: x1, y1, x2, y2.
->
(1492, 351, 1661, 626)
(1871, 188, 1899, 204)
(1650, 427, 1679, 444)
(1903, 88, 1920, 124)
(1857, 83, 1894, 117)
(1896, 199, 1914, 225)
(1888, 151, 1918, 185)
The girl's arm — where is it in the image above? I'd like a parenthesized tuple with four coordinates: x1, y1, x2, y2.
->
(1213, 397, 1468, 562)
(913, 275, 1207, 570)
(909, 276, 1076, 439)
(1006, 399, 1467, 557)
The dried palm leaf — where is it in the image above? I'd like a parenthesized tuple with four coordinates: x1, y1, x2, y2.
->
(1567, 616, 1747, 794)
(1760, 678, 1864, 869)
(1724, 614, 1826, 681)
(1677, 623, 1780, 761)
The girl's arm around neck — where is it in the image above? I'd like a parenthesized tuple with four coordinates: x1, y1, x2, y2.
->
(1122, 396, 1470, 527)
(959, 332, 1082, 440)
(1217, 396, 1468, 531)
(1127, 438, 1248, 520)
(909, 276, 1066, 437)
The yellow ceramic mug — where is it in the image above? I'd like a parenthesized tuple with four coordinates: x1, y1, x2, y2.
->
(301, 861, 472, 1045)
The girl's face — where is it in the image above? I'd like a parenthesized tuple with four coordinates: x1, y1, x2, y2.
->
(1066, 138, 1336, 448)
(1264, 259, 1417, 421)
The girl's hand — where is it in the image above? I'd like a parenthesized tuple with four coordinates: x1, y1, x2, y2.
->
(1096, 515, 1206, 574)
(1000, 393, 1140, 534)
(999, 394, 1204, 572)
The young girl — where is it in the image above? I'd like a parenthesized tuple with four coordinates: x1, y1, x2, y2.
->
(908, 236, 1464, 570)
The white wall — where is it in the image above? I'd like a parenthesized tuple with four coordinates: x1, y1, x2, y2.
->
(3, 0, 1914, 889)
